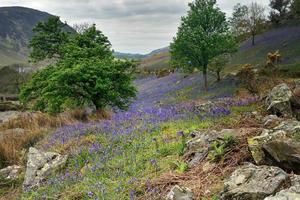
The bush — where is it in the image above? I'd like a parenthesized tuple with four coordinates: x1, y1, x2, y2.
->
(237, 64, 259, 94)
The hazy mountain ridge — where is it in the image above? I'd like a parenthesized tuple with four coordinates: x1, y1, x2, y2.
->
(0, 6, 74, 67)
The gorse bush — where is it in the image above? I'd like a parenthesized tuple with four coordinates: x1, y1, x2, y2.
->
(237, 64, 258, 94)
(21, 17, 137, 114)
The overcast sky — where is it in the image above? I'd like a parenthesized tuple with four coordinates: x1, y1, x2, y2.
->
(2, 0, 269, 54)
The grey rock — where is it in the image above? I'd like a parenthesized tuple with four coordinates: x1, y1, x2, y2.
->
(0, 111, 20, 124)
(0, 165, 22, 180)
(248, 120, 300, 170)
(263, 115, 282, 128)
(83, 102, 97, 115)
(185, 129, 240, 167)
(220, 163, 290, 200)
(166, 185, 193, 200)
(266, 83, 294, 118)
(264, 175, 300, 200)
(184, 130, 219, 167)
(194, 101, 217, 114)
(23, 147, 68, 189)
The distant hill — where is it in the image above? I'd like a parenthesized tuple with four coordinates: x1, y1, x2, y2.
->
(113, 52, 146, 60)
(0, 6, 74, 67)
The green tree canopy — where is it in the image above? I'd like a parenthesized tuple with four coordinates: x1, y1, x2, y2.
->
(21, 18, 137, 114)
(291, 0, 300, 18)
(229, 4, 249, 41)
(29, 16, 70, 62)
(170, 0, 237, 90)
(269, 0, 291, 25)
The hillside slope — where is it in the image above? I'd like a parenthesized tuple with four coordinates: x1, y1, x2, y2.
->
(229, 25, 300, 73)
(0, 6, 74, 67)
(139, 25, 300, 73)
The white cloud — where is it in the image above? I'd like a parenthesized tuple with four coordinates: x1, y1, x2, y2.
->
(1, 0, 269, 53)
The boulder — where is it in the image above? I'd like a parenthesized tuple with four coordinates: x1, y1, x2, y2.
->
(220, 163, 290, 200)
(166, 185, 193, 200)
(23, 147, 68, 189)
(266, 83, 294, 118)
(248, 120, 300, 171)
(264, 185, 300, 200)
(0, 165, 22, 181)
(194, 101, 217, 114)
(185, 129, 240, 166)
(184, 130, 219, 167)
(264, 175, 300, 200)
(0, 111, 20, 124)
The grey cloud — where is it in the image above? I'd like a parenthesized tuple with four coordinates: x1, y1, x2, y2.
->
(1, 0, 270, 53)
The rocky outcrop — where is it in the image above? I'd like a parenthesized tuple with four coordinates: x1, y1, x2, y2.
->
(184, 129, 219, 167)
(23, 147, 68, 189)
(266, 83, 300, 120)
(0, 165, 22, 181)
(166, 185, 193, 200)
(264, 185, 300, 200)
(220, 163, 290, 200)
(248, 120, 300, 171)
(264, 175, 300, 200)
(185, 129, 246, 166)
(266, 83, 294, 118)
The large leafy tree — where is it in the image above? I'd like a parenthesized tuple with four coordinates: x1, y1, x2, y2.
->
(29, 16, 70, 62)
(171, 0, 237, 90)
(21, 18, 136, 114)
(291, 0, 300, 18)
(269, 0, 291, 25)
(229, 4, 249, 41)
(245, 3, 266, 46)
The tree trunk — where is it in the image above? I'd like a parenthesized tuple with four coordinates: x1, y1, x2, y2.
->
(217, 71, 221, 82)
(203, 65, 208, 91)
(252, 34, 255, 46)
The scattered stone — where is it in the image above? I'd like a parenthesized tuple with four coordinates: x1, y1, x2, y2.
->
(23, 147, 68, 189)
(0, 165, 22, 181)
(0, 111, 20, 124)
(248, 120, 300, 171)
(220, 163, 290, 200)
(263, 115, 282, 128)
(83, 102, 97, 115)
(194, 101, 217, 114)
(266, 83, 294, 118)
(166, 185, 193, 200)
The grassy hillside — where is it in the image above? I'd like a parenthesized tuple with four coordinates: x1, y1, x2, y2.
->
(139, 24, 300, 74)
(228, 24, 300, 74)
(140, 51, 171, 71)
